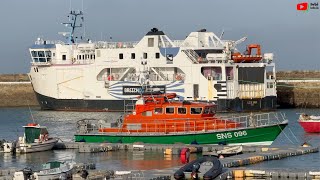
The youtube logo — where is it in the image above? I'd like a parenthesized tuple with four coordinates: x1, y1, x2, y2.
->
(297, 2, 309, 11)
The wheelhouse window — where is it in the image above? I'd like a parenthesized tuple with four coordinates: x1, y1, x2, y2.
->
(142, 111, 152, 116)
(178, 107, 186, 114)
(143, 53, 147, 59)
(154, 108, 163, 114)
(38, 51, 45, 62)
(62, 55, 66, 60)
(45, 51, 51, 61)
(191, 107, 202, 114)
(210, 107, 216, 114)
(165, 107, 174, 114)
(204, 107, 210, 114)
(31, 50, 52, 63)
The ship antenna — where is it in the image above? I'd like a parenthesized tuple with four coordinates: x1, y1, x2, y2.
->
(62, 10, 83, 44)
(219, 29, 225, 39)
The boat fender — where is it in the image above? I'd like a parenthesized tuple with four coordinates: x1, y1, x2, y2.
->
(180, 148, 190, 164)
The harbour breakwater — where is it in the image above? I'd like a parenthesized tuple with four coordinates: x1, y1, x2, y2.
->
(1, 72, 320, 108)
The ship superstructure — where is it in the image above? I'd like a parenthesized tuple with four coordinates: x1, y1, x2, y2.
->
(28, 11, 276, 112)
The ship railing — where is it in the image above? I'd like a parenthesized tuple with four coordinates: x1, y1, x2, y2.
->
(106, 73, 186, 82)
(31, 62, 52, 66)
(34, 40, 65, 45)
(172, 40, 185, 47)
(95, 41, 139, 49)
(109, 112, 286, 134)
(76, 112, 286, 134)
(148, 73, 185, 81)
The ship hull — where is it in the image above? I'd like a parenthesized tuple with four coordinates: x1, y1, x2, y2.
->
(35, 92, 276, 112)
(74, 123, 287, 145)
(298, 121, 320, 133)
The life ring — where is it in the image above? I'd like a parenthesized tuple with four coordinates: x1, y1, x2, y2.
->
(107, 75, 114, 81)
(175, 74, 182, 81)
(114, 74, 119, 80)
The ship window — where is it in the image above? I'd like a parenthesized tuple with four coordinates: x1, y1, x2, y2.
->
(62, 55, 66, 60)
(267, 82, 274, 88)
(210, 107, 216, 114)
(165, 107, 174, 114)
(38, 51, 45, 57)
(91, 54, 93, 59)
(38, 51, 46, 62)
(191, 107, 202, 114)
(226, 67, 234, 80)
(148, 38, 154, 47)
(142, 111, 152, 116)
(143, 53, 147, 59)
(53, 53, 55, 57)
(154, 108, 163, 114)
(131, 53, 135, 59)
(204, 107, 210, 114)
(178, 107, 186, 114)
(45, 51, 51, 57)
(119, 53, 123, 59)
(155, 53, 160, 59)
(31, 51, 37, 57)
(79, 55, 81, 60)
(82, 55, 85, 60)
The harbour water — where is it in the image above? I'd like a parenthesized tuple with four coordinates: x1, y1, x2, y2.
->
(0, 107, 320, 171)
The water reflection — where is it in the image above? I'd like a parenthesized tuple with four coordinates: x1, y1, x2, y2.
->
(1, 108, 320, 171)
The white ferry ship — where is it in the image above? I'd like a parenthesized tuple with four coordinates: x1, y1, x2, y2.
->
(28, 11, 276, 112)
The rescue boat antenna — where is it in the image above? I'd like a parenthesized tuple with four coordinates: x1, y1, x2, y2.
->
(62, 10, 83, 44)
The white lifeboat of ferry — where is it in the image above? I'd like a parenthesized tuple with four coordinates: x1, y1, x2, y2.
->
(232, 44, 263, 63)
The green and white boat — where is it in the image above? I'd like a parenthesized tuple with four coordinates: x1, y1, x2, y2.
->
(75, 113, 288, 146)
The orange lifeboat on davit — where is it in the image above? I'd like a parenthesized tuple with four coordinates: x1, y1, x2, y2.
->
(232, 44, 263, 63)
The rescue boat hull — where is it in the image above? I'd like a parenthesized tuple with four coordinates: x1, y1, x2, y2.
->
(74, 122, 287, 145)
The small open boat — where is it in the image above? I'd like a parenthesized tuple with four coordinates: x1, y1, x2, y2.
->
(14, 161, 76, 180)
(75, 93, 288, 145)
(217, 145, 242, 157)
(33, 161, 76, 180)
(16, 123, 58, 153)
(298, 113, 320, 133)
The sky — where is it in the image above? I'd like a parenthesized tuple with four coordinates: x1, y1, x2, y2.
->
(0, 0, 319, 73)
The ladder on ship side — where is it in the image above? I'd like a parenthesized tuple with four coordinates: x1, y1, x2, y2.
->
(182, 49, 200, 64)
